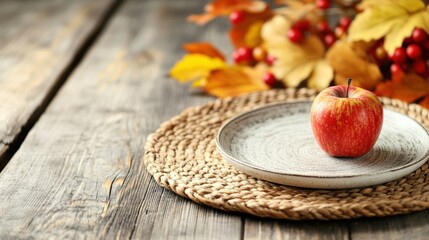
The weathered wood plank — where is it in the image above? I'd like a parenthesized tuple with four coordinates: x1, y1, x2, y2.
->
(2, 0, 425, 239)
(0, 0, 117, 161)
(0, 0, 242, 239)
(244, 217, 349, 240)
(350, 210, 429, 240)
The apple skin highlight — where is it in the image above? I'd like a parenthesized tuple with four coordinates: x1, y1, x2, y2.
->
(310, 85, 383, 158)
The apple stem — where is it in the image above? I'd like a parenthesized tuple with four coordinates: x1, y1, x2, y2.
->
(346, 78, 352, 98)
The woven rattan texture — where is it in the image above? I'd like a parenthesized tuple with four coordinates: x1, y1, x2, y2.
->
(144, 89, 429, 220)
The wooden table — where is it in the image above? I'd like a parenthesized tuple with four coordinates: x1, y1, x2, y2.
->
(0, 0, 428, 239)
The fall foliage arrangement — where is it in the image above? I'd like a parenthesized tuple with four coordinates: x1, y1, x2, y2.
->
(170, 0, 429, 109)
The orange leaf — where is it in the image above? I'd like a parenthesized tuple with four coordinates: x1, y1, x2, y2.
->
(188, 0, 267, 25)
(375, 73, 429, 103)
(183, 42, 225, 60)
(419, 95, 429, 109)
(326, 40, 382, 90)
(204, 66, 268, 97)
(229, 10, 273, 48)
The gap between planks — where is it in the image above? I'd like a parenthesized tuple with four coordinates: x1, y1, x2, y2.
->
(0, 0, 124, 172)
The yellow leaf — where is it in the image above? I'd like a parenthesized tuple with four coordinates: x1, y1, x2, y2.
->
(170, 54, 226, 83)
(204, 66, 268, 98)
(308, 60, 334, 91)
(261, 15, 332, 89)
(349, 0, 429, 55)
(326, 40, 382, 90)
(261, 15, 292, 46)
(191, 78, 207, 87)
(283, 62, 314, 87)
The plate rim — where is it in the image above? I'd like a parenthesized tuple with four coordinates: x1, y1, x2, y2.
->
(216, 100, 429, 180)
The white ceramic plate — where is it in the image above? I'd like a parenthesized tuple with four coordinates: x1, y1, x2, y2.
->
(216, 100, 429, 189)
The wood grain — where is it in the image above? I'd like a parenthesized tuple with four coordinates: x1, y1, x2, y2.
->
(0, 0, 117, 162)
(350, 211, 429, 240)
(1, 0, 428, 239)
(244, 218, 349, 240)
(0, 0, 242, 239)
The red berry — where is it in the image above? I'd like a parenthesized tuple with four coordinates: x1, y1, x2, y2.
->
(229, 10, 245, 25)
(390, 63, 403, 75)
(324, 33, 336, 47)
(288, 28, 304, 43)
(263, 72, 277, 87)
(412, 59, 428, 75)
(293, 19, 310, 31)
(339, 17, 352, 30)
(391, 47, 407, 63)
(406, 44, 422, 59)
(232, 47, 254, 64)
(316, 0, 330, 9)
(316, 21, 330, 33)
(265, 55, 277, 65)
(390, 63, 404, 83)
(412, 28, 427, 43)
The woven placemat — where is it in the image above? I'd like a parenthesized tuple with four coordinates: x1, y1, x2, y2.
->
(144, 88, 429, 220)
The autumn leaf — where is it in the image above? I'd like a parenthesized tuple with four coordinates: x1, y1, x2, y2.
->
(229, 10, 273, 48)
(308, 60, 334, 90)
(375, 72, 429, 103)
(183, 42, 225, 60)
(326, 40, 382, 90)
(419, 96, 429, 109)
(275, 0, 315, 4)
(191, 78, 207, 88)
(348, 0, 429, 55)
(205, 66, 268, 97)
(274, 0, 319, 23)
(261, 15, 333, 90)
(170, 54, 226, 83)
(188, 0, 267, 25)
(170, 53, 267, 97)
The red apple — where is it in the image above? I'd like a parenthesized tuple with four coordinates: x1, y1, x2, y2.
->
(310, 79, 383, 157)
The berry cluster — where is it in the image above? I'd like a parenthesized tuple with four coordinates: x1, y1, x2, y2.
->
(229, 1, 429, 89)
(288, 19, 309, 43)
(231, 46, 276, 66)
(229, 2, 355, 88)
(232, 47, 277, 87)
(231, 45, 278, 87)
(288, 16, 352, 47)
(386, 28, 429, 79)
(229, 9, 279, 87)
